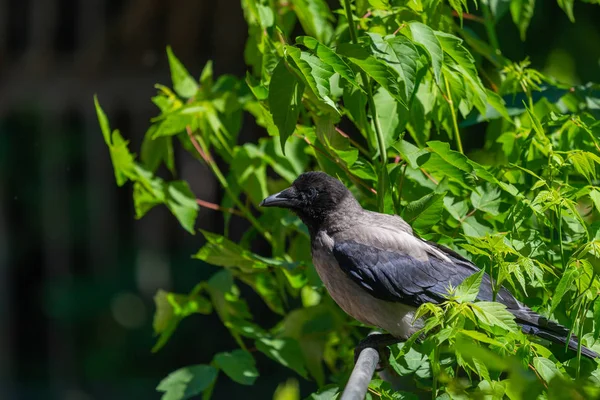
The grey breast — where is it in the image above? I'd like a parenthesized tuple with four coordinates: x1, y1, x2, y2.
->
(311, 229, 422, 339)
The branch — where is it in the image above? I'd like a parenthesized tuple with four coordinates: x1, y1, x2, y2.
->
(186, 126, 212, 163)
(196, 198, 244, 217)
(340, 348, 379, 400)
(185, 126, 273, 244)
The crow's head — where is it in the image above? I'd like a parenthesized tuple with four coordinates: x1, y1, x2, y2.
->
(260, 171, 352, 231)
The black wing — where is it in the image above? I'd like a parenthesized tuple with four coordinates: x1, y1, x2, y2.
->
(333, 239, 598, 358)
(332, 239, 518, 309)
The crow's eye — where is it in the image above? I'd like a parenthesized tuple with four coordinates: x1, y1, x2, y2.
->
(308, 187, 317, 199)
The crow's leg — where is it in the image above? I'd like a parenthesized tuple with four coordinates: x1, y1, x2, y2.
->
(354, 333, 402, 371)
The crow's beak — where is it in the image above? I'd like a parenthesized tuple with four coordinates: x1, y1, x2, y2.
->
(260, 187, 298, 208)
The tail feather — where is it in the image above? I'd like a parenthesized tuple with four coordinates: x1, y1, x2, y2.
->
(512, 308, 598, 359)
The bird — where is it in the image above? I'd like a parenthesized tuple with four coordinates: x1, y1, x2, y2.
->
(259, 171, 597, 360)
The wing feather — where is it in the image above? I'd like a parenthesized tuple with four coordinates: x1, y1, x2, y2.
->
(332, 239, 518, 309)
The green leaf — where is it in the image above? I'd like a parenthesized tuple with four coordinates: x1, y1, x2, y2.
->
(195, 230, 268, 271)
(273, 380, 300, 400)
(230, 144, 269, 205)
(256, 337, 308, 378)
(165, 181, 199, 234)
(594, 297, 600, 341)
(214, 350, 259, 385)
(141, 131, 175, 174)
(458, 329, 504, 347)
(133, 181, 163, 219)
(373, 88, 407, 150)
(550, 267, 579, 313)
(472, 301, 518, 332)
(436, 31, 488, 114)
(406, 22, 443, 83)
(484, 89, 513, 122)
(589, 189, 600, 214)
(152, 289, 212, 352)
(403, 192, 446, 232)
(166, 46, 198, 98)
(393, 140, 428, 169)
(94, 97, 137, 186)
(427, 141, 472, 172)
(292, 0, 334, 44)
(152, 113, 197, 138)
(260, 136, 309, 183)
(487, 0, 512, 20)
(94, 95, 111, 144)
(367, 33, 419, 102)
(533, 357, 562, 383)
(471, 186, 502, 216)
(296, 36, 362, 92)
(269, 60, 305, 152)
(454, 269, 485, 303)
(510, 0, 536, 41)
(305, 385, 340, 400)
(107, 130, 137, 186)
(285, 46, 338, 111)
(569, 151, 600, 184)
(557, 0, 575, 22)
(368, 0, 390, 9)
(337, 43, 406, 105)
(156, 364, 218, 400)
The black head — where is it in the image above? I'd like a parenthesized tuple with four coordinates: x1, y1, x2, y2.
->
(260, 172, 351, 232)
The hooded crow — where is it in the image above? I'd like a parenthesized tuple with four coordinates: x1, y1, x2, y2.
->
(260, 171, 597, 359)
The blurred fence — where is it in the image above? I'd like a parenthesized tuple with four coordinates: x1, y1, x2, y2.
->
(0, 0, 246, 397)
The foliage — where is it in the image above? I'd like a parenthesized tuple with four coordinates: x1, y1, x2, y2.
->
(95, 0, 600, 398)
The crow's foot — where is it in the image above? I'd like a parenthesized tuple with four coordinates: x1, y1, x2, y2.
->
(353, 333, 401, 372)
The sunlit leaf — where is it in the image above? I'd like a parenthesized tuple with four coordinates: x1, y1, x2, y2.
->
(533, 357, 562, 383)
(156, 364, 217, 400)
(166, 46, 198, 98)
(454, 269, 485, 303)
(472, 301, 518, 332)
(367, 33, 419, 102)
(296, 36, 362, 92)
(214, 350, 259, 385)
(256, 337, 308, 378)
(337, 43, 406, 105)
(403, 192, 446, 232)
(285, 46, 338, 111)
(550, 267, 579, 313)
(405, 22, 443, 83)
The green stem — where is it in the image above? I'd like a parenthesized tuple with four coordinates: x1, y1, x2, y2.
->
(343, 0, 387, 211)
(527, 88, 534, 111)
(443, 74, 464, 154)
(481, 2, 500, 52)
(556, 206, 565, 269)
(196, 134, 273, 244)
(490, 256, 498, 302)
(432, 344, 440, 399)
(575, 298, 589, 379)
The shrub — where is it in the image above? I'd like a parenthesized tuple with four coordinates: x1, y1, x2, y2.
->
(95, 0, 600, 398)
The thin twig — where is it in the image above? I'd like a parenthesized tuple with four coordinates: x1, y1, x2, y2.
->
(443, 74, 464, 154)
(296, 134, 377, 195)
(392, 23, 406, 36)
(335, 127, 370, 157)
(186, 125, 273, 244)
(196, 199, 244, 217)
(343, 0, 387, 212)
(186, 126, 212, 163)
(451, 11, 485, 24)
(420, 168, 439, 185)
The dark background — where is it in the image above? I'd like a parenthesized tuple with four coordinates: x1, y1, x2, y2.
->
(0, 1, 599, 399)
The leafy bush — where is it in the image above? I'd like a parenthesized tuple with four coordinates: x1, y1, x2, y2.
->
(95, 0, 600, 398)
